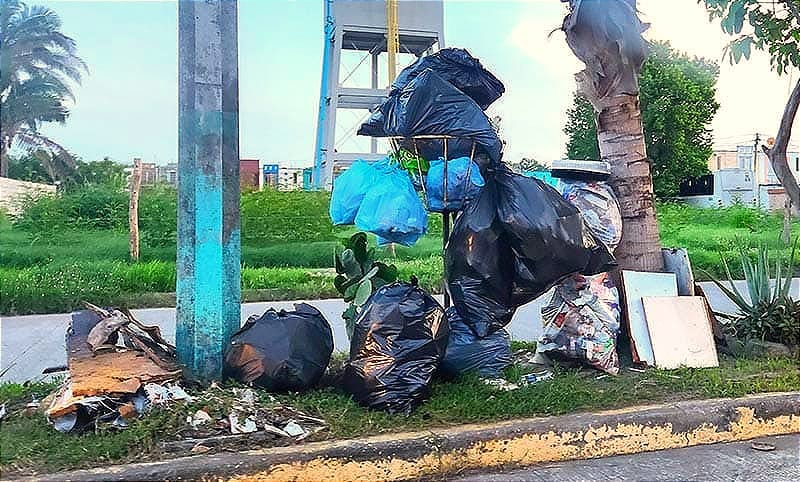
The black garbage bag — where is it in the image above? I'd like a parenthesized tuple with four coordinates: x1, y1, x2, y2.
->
(446, 167, 616, 338)
(342, 282, 448, 414)
(441, 308, 512, 378)
(445, 181, 516, 338)
(359, 69, 503, 163)
(494, 168, 616, 303)
(224, 303, 333, 391)
(391, 48, 505, 110)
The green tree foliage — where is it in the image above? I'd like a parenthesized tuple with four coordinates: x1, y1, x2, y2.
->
(564, 42, 720, 198)
(0, 0, 87, 178)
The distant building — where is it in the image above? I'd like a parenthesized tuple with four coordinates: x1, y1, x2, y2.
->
(158, 163, 178, 186)
(240, 159, 260, 190)
(278, 167, 305, 191)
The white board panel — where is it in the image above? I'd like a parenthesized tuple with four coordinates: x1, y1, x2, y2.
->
(642, 296, 719, 369)
(621, 270, 678, 366)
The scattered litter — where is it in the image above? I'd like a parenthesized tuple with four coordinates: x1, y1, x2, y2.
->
(23, 399, 40, 416)
(751, 442, 776, 452)
(191, 444, 212, 454)
(233, 388, 257, 406)
(117, 402, 137, 419)
(595, 374, 609, 380)
(262, 423, 291, 438)
(521, 371, 554, 385)
(343, 281, 447, 414)
(188, 410, 213, 429)
(224, 304, 333, 392)
(627, 367, 647, 373)
(0, 403, 6, 420)
(482, 378, 520, 391)
(283, 420, 306, 437)
(145, 383, 194, 405)
(229, 412, 258, 434)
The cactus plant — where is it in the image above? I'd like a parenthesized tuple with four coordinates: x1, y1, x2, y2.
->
(334, 232, 398, 339)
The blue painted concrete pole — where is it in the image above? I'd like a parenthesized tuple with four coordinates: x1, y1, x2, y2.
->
(177, 0, 241, 381)
(312, 0, 335, 189)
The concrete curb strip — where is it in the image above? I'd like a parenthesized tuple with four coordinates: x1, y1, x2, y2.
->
(15, 392, 800, 482)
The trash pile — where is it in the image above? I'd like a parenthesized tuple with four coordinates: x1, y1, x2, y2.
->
(537, 168, 625, 375)
(45, 304, 183, 432)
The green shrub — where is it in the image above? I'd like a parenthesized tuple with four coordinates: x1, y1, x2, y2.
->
(241, 189, 335, 243)
(139, 185, 178, 248)
(15, 184, 127, 232)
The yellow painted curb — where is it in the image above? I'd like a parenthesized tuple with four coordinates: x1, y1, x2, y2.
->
(233, 405, 799, 482)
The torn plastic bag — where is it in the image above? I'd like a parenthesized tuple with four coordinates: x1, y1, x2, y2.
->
(329, 160, 383, 225)
(445, 182, 516, 338)
(441, 308, 511, 378)
(358, 69, 503, 163)
(426, 157, 485, 213)
(224, 303, 333, 391)
(538, 273, 621, 375)
(559, 180, 622, 251)
(391, 48, 505, 110)
(343, 282, 448, 414)
(354, 165, 428, 246)
(493, 168, 616, 300)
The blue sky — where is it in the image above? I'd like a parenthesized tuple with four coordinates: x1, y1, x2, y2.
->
(38, 0, 800, 167)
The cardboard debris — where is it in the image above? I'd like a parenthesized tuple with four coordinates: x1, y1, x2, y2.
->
(45, 307, 182, 430)
(642, 296, 719, 369)
(621, 270, 679, 366)
(662, 248, 695, 296)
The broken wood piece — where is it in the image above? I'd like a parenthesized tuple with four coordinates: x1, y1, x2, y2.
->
(621, 270, 678, 366)
(641, 296, 719, 370)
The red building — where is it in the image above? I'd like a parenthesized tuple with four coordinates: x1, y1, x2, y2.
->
(240, 159, 260, 191)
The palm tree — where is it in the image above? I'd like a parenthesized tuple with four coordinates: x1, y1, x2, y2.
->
(0, 0, 86, 179)
(561, 0, 664, 271)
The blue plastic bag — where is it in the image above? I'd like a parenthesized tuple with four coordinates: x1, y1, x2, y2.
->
(355, 166, 428, 246)
(441, 308, 512, 378)
(426, 157, 485, 212)
(329, 160, 381, 225)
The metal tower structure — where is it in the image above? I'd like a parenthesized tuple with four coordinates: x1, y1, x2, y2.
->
(312, 0, 445, 189)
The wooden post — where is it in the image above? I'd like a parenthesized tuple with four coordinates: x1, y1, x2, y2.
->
(129, 158, 142, 261)
(176, 0, 241, 382)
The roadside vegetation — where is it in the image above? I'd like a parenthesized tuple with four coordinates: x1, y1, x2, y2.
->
(0, 184, 798, 315)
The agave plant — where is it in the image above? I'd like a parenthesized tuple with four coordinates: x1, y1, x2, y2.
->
(706, 240, 799, 346)
(334, 232, 398, 339)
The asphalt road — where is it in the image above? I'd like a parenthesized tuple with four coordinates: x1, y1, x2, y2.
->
(452, 435, 800, 482)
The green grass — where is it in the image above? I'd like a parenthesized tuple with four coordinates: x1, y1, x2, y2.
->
(1, 200, 798, 315)
(1, 355, 798, 475)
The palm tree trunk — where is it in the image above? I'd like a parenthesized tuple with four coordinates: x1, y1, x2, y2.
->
(597, 94, 664, 271)
(0, 139, 9, 177)
(562, 0, 664, 272)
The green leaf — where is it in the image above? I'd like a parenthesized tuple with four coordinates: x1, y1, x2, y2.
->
(349, 232, 369, 264)
(334, 274, 348, 294)
(363, 266, 379, 280)
(374, 262, 399, 283)
(344, 282, 359, 302)
(340, 249, 362, 278)
(731, 0, 746, 34)
(354, 279, 372, 306)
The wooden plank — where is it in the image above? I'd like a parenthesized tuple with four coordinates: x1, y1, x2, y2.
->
(642, 296, 719, 369)
(620, 270, 678, 366)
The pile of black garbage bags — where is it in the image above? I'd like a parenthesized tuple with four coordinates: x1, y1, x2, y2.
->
(223, 49, 617, 415)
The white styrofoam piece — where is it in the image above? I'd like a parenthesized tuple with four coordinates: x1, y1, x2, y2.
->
(621, 270, 678, 366)
(642, 296, 719, 369)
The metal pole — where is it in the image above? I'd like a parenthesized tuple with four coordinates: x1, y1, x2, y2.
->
(442, 138, 450, 308)
(177, 0, 241, 382)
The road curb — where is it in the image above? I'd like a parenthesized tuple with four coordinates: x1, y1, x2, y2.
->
(19, 392, 800, 481)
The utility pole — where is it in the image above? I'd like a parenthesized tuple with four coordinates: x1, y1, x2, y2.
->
(753, 133, 761, 182)
(176, 0, 241, 381)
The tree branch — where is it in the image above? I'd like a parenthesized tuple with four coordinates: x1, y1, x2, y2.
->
(764, 77, 800, 212)
(772, 77, 800, 154)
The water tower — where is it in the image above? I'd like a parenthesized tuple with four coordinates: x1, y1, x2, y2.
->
(312, 0, 445, 189)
